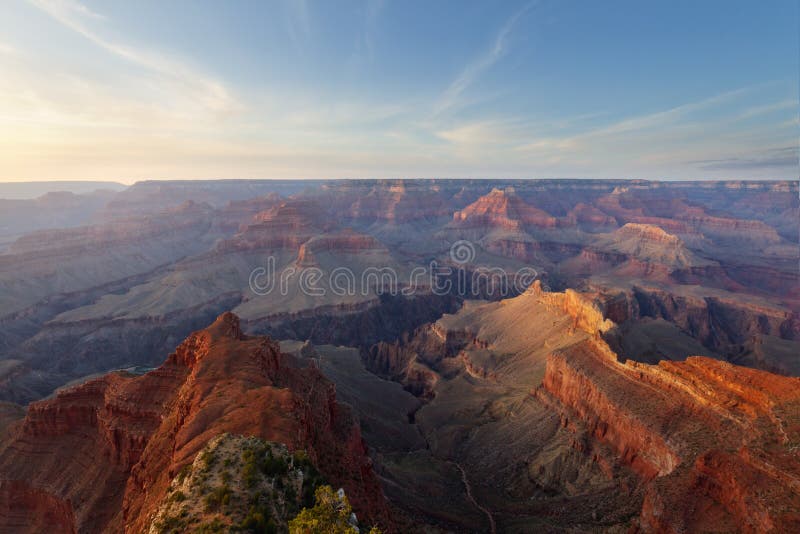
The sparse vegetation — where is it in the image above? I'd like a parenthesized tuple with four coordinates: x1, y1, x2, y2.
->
(167, 490, 186, 504)
(150, 434, 336, 534)
(289, 485, 382, 534)
(203, 483, 232, 512)
(176, 463, 192, 484)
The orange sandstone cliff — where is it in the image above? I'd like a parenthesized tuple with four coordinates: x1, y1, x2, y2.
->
(531, 285, 800, 533)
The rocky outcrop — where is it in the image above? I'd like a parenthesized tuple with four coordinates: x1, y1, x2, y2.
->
(539, 340, 680, 480)
(451, 187, 560, 230)
(214, 198, 394, 272)
(0, 481, 76, 534)
(603, 223, 714, 270)
(594, 188, 784, 246)
(535, 282, 800, 375)
(527, 281, 616, 335)
(346, 180, 452, 223)
(365, 326, 450, 399)
(295, 231, 388, 267)
(0, 313, 391, 533)
(538, 335, 800, 533)
(215, 199, 326, 252)
(213, 192, 282, 233)
(147, 434, 341, 533)
(628, 286, 800, 354)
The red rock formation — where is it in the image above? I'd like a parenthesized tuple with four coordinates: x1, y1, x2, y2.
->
(606, 223, 708, 269)
(346, 180, 451, 223)
(615, 223, 683, 245)
(527, 280, 616, 335)
(0, 313, 391, 533)
(213, 192, 282, 233)
(215, 199, 325, 252)
(296, 230, 388, 267)
(0, 481, 77, 534)
(594, 188, 783, 245)
(629, 286, 799, 349)
(215, 199, 386, 264)
(452, 187, 560, 230)
(538, 335, 800, 533)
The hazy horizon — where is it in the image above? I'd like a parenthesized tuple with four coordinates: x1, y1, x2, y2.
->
(1, 175, 798, 188)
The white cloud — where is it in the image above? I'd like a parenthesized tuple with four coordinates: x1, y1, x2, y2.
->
(737, 99, 796, 120)
(435, 119, 529, 146)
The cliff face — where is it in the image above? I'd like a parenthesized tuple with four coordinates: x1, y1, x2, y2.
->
(451, 187, 560, 230)
(0, 313, 390, 533)
(539, 341, 680, 480)
(295, 231, 388, 267)
(353, 281, 800, 532)
(214, 199, 325, 252)
(626, 286, 800, 367)
(527, 280, 616, 335)
(0, 201, 219, 318)
(538, 334, 800, 533)
(545, 283, 800, 376)
(595, 188, 783, 245)
(346, 181, 451, 223)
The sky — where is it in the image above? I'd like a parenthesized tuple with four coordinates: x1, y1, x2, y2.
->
(0, 0, 797, 183)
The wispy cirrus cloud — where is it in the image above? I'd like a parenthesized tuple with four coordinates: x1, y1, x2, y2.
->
(689, 146, 799, 171)
(434, 1, 535, 115)
(27, 0, 239, 114)
(736, 99, 796, 120)
(514, 84, 787, 155)
(490, 83, 798, 179)
(575, 86, 754, 139)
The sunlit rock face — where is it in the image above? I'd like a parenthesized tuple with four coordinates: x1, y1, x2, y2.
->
(0, 313, 391, 533)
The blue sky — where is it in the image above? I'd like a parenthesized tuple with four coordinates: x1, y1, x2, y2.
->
(0, 0, 796, 182)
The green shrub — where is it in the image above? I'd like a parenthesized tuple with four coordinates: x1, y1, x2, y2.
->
(155, 514, 188, 534)
(168, 490, 186, 504)
(199, 450, 217, 472)
(238, 504, 277, 533)
(288, 485, 381, 534)
(204, 483, 233, 512)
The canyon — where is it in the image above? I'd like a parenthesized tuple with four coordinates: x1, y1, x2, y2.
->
(0, 313, 390, 532)
(0, 178, 797, 532)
